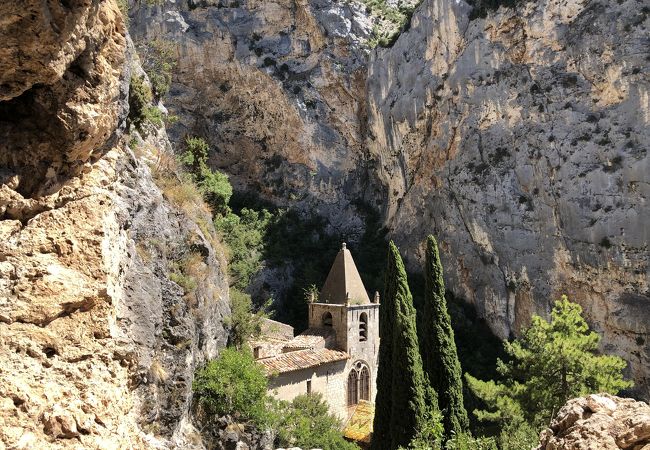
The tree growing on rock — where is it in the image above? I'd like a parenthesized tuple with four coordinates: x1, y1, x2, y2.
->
(372, 242, 435, 450)
(420, 235, 469, 437)
(466, 295, 632, 428)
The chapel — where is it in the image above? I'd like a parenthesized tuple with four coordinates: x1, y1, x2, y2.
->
(250, 243, 379, 443)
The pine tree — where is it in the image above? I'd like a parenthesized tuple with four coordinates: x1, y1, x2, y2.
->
(372, 241, 432, 449)
(421, 235, 468, 437)
(466, 295, 632, 428)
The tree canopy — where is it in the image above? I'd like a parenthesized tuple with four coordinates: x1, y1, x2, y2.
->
(466, 295, 632, 427)
(420, 235, 468, 437)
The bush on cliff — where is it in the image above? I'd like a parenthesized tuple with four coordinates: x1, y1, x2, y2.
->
(193, 347, 275, 427)
(276, 394, 359, 450)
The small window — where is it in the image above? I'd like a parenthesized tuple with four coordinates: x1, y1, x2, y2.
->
(359, 312, 368, 341)
(253, 346, 261, 359)
(307, 380, 312, 395)
(322, 311, 333, 327)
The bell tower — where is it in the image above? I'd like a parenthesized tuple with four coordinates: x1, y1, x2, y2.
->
(307, 243, 380, 405)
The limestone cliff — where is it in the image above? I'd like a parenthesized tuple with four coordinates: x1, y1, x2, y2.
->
(128, 0, 374, 234)
(129, 0, 648, 394)
(366, 0, 649, 392)
(0, 1, 230, 448)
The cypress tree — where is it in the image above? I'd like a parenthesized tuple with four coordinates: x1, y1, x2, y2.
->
(370, 242, 397, 450)
(372, 241, 430, 449)
(421, 235, 469, 437)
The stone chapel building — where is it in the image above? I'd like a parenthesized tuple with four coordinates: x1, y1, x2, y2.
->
(251, 243, 379, 426)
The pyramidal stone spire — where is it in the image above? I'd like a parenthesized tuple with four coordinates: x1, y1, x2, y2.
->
(319, 243, 371, 304)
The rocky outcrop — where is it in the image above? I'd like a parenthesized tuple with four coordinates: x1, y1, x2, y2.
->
(0, 1, 230, 448)
(537, 394, 650, 450)
(366, 0, 649, 391)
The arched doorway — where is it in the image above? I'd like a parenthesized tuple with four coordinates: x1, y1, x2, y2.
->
(322, 311, 333, 327)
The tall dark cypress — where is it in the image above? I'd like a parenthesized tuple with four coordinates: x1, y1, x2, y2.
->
(372, 242, 429, 449)
(421, 235, 469, 437)
(370, 242, 397, 450)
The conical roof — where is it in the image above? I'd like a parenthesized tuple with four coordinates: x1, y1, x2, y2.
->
(319, 243, 370, 305)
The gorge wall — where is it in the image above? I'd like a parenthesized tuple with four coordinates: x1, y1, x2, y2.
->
(366, 0, 649, 392)
(130, 0, 649, 394)
(0, 1, 230, 448)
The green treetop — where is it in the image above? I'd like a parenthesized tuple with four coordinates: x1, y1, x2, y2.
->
(372, 241, 434, 449)
(421, 235, 468, 437)
(466, 295, 632, 428)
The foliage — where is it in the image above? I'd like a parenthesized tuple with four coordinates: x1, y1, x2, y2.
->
(193, 348, 275, 428)
(372, 241, 435, 450)
(466, 296, 632, 428)
(215, 208, 273, 291)
(421, 236, 468, 437)
(497, 421, 538, 450)
(128, 75, 162, 132)
(443, 432, 497, 450)
(138, 39, 176, 97)
(226, 289, 270, 349)
(180, 136, 232, 214)
(360, 0, 422, 48)
(275, 394, 359, 450)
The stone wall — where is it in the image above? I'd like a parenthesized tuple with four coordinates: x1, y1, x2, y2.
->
(268, 360, 348, 420)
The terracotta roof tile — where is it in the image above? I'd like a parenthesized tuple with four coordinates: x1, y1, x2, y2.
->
(284, 327, 335, 350)
(258, 348, 348, 374)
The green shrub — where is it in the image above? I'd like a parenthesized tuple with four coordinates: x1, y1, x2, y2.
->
(276, 394, 359, 450)
(193, 348, 276, 427)
(128, 75, 153, 131)
(226, 289, 270, 349)
(214, 208, 273, 291)
(138, 39, 176, 98)
(180, 136, 232, 214)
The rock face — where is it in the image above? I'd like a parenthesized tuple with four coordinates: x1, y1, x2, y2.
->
(0, 1, 230, 448)
(537, 394, 650, 450)
(128, 0, 374, 234)
(129, 0, 648, 393)
(366, 0, 649, 392)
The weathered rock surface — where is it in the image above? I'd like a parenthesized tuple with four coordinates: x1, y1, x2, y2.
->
(366, 0, 649, 392)
(0, 1, 230, 448)
(129, 0, 648, 393)
(537, 394, 650, 450)
(128, 0, 374, 234)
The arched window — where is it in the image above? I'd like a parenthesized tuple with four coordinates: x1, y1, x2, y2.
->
(359, 366, 370, 401)
(322, 312, 333, 327)
(359, 312, 368, 341)
(347, 370, 358, 406)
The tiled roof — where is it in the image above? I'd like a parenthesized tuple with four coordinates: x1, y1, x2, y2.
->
(343, 400, 374, 444)
(284, 327, 335, 350)
(258, 348, 348, 374)
(319, 243, 371, 304)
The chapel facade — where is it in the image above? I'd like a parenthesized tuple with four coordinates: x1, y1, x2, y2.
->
(251, 243, 380, 423)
